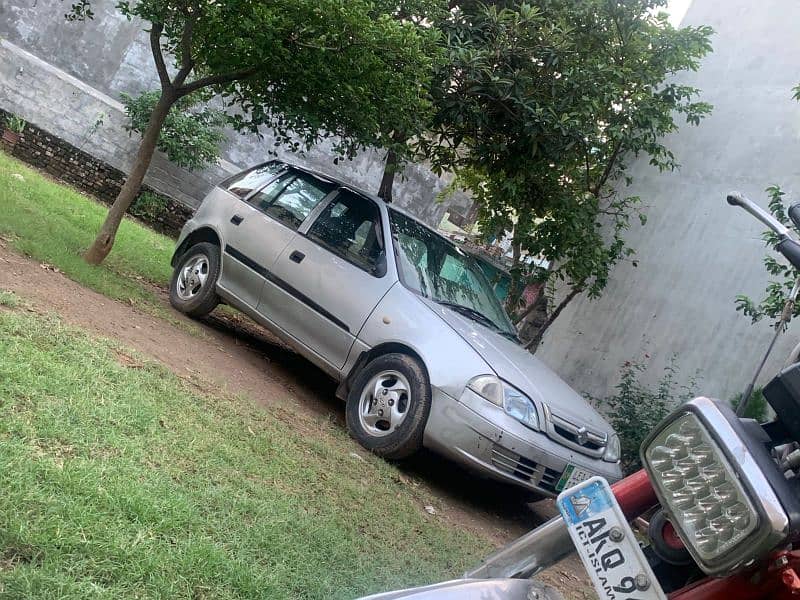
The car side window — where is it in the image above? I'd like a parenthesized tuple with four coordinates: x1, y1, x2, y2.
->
(307, 190, 385, 275)
(223, 162, 284, 198)
(249, 170, 334, 230)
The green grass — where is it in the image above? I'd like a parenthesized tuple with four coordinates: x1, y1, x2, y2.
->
(0, 290, 19, 308)
(0, 309, 487, 599)
(0, 151, 178, 324)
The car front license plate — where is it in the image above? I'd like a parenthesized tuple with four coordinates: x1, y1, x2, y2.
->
(557, 477, 666, 600)
(555, 464, 592, 492)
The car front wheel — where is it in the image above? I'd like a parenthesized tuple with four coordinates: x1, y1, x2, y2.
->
(346, 353, 432, 460)
(169, 242, 220, 318)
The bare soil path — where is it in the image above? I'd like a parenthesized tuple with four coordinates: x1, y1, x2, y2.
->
(0, 244, 594, 598)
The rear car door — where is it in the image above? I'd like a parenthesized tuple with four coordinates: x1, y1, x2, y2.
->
(259, 189, 393, 370)
(217, 165, 335, 308)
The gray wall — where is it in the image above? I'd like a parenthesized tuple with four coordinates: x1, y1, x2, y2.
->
(538, 0, 800, 401)
(0, 0, 470, 222)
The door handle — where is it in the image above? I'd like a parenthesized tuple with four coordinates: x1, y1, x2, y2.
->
(230, 214, 244, 225)
(289, 250, 305, 264)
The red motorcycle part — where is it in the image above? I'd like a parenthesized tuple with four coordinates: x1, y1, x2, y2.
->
(613, 469, 658, 519)
(668, 552, 800, 599)
(613, 469, 800, 600)
(661, 520, 684, 550)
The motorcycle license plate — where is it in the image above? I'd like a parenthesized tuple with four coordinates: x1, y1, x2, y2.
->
(557, 477, 666, 600)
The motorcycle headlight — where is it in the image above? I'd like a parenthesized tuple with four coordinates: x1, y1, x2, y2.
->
(603, 433, 621, 463)
(468, 375, 539, 431)
(641, 397, 791, 576)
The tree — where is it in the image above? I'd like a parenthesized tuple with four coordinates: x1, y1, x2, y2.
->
(121, 91, 226, 171)
(417, 1, 713, 347)
(67, 0, 442, 264)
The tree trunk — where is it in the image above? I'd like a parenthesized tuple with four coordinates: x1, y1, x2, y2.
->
(523, 286, 583, 351)
(84, 90, 176, 265)
(504, 241, 523, 315)
(378, 147, 399, 202)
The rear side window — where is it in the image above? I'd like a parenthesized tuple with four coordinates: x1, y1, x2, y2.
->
(307, 190, 385, 275)
(223, 162, 284, 198)
(251, 170, 334, 230)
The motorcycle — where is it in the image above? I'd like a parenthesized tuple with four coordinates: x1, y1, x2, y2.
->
(359, 192, 800, 600)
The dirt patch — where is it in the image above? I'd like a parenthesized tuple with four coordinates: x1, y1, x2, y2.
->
(0, 544, 41, 571)
(0, 245, 593, 597)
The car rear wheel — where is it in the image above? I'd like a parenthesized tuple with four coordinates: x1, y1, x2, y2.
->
(346, 353, 431, 460)
(169, 242, 220, 318)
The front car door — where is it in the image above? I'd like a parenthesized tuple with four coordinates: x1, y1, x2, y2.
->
(217, 165, 335, 308)
(259, 189, 394, 370)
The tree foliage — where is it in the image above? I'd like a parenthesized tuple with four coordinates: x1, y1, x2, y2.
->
(419, 1, 713, 344)
(121, 91, 226, 171)
(67, 0, 444, 263)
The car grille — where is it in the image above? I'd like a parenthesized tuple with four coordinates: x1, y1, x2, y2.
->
(544, 407, 607, 458)
(538, 466, 563, 493)
(490, 444, 563, 492)
(553, 424, 605, 451)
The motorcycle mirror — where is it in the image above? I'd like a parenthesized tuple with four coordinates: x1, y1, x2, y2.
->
(789, 203, 800, 232)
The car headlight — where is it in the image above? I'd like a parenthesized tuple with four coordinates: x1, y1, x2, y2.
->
(641, 397, 792, 576)
(467, 375, 539, 431)
(603, 433, 621, 463)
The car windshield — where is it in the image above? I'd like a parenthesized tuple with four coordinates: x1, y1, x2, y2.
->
(389, 209, 518, 340)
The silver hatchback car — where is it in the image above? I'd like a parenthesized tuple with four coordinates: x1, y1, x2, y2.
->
(170, 160, 622, 496)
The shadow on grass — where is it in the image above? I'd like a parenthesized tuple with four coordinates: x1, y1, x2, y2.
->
(200, 309, 551, 532)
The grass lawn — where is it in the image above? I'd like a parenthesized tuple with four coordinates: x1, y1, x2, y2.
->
(0, 151, 178, 324)
(0, 304, 488, 599)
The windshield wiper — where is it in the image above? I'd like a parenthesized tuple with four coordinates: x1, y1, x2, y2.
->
(436, 301, 521, 343)
(497, 330, 521, 343)
(434, 300, 511, 335)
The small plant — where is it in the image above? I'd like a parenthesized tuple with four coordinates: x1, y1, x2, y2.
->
(6, 115, 27, 134)
(0, 290, 20, 308)
(121, 91, 226, 171)
(130, 191, 169, 222)
(591, 356, 698, 474)
(731, 387, 769, 422)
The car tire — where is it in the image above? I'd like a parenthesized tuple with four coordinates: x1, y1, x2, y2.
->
(169, 242, 221, 318)
(346, 353, 432, 460)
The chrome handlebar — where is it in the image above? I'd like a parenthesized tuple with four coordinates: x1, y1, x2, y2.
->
(727, 191, 791, 238)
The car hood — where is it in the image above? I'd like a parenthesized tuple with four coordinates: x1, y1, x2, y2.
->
(420, 298, 612, 435)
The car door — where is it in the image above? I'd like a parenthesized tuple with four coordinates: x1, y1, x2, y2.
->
(258, 189, 393, 370)
(217, 165, 335, 308)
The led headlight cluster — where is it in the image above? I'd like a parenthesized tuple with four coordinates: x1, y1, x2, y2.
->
(641, 398, 791, 576)
(645, 413, 756, 559)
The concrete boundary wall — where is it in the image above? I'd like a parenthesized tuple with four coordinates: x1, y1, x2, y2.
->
(537, 0, 800, 401)
(0, 0, 473, 225)
(0, 39, 236, 209)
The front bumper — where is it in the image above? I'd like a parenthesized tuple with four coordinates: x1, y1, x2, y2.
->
(422, 387, 622, 497)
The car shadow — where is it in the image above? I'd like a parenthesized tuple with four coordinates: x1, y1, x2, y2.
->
(201, 309, 552, 531)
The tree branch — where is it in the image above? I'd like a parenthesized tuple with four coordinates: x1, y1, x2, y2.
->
(173, 18, 196, 87)
(513, 284, 544, 325)
(149, 23, 172, 92)
(176, 65, 261, 98)
(584, 150, 591, 191)
(591, 140, 623, 197)
(523, 286, 583, 350)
